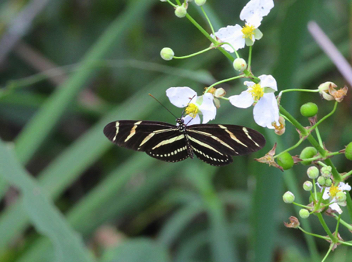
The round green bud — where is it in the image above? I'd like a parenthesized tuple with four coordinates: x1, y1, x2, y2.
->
(303, 181, 313, 191)
(283, 191, 295, 204)
(233, 58, 247, 72)
(195, 0, 206, 6)
(175, 5, 187, 18)
(300, 147, 318, 165)
(325, 178, 332, 187)
(320, 166, 332, 178)
(345, 142, 352, 160)
(307, 166, 319, 179)
(300, 102, 318, 117)
(317, 176, 326, 186)
(299, 209, 310, 219)
(336, 192, 346, 202)
(160, 47, 174, 61)
(277, 152, 294, 170)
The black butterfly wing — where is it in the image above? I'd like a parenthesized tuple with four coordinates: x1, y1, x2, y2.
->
(103, 120, 190, 162)
(187, 124, 266, 166)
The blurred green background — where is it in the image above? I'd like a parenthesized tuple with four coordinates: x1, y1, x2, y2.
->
(0, 0, 351, 261)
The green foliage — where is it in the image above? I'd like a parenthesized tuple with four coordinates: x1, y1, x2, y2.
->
(0, 0, 351, 262)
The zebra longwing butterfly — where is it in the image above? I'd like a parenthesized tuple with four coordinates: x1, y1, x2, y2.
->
(103, 118, 266, 166)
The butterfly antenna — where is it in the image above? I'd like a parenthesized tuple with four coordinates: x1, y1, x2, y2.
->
(148, 93, 178, 119)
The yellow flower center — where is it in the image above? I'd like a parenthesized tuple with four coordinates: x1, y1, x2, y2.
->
(249, 84, 264, 101)
(185, 103, 199, 118)
(241, 24, 256, 39)
(329, 184, 341, 198)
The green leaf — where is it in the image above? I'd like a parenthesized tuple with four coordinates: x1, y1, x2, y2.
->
(0, 140, 93, 262)
(100, 238, 169, 262)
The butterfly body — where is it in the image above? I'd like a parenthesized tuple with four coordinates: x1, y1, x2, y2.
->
(103, 118, 265, 166)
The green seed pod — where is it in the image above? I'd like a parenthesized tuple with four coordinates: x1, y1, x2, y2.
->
(160, 47, 174, 61)
(283, 191, 295, 204)
(300, 102, 318, 117)
(317, 176, 326, 186)
(277, 152, 294, 170)
(195, 0, 206, 6)
(299, 209, 310, 219)
(300, 147, 318, 165)
(307, 166, 319, 179)
(175, 5, 187, 18)
(233, 58, 247, 72)
(345, 142, 352, 160)
(303, 181, 313, 191)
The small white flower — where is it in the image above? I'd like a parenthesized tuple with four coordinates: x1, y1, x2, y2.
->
(166, 87, 216, 125)
(229, 75, 279, 129)
(322, 182, 351, 214)
(213, 0, 274, 52)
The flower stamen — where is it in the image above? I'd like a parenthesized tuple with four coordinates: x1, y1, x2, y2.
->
(185, 103, 199, 118)
(329, 184, 340, 198)
(241, 24, 256, 39)
(249, 84, 264, 101)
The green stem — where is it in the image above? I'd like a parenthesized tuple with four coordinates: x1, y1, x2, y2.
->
(321, 244, 333, 262)
(316, 213, 335, 241)
(174, 46, 215, 59)
(292, 202, 311, 209)
(341, 169, 352, 180)
(308, 102, 338, 133)
(274, 137, 304, 159)
(298, 227, 329, 240)
(200, 6, 215, 35)
(315, 127, 323, 148)
(248, 46, 252, 70)
(280, 88, 319, 94)
(205, 75, 243, 93)
(184, 14, 234, 62)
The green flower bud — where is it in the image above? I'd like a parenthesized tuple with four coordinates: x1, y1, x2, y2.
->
(325, 178, 332, 187)
(303, 181, 313, 191)
(160, 47, 174, 61)
(277, 152, 294, 170)
(320, 166, 332, 178)
(299, 209, 310, 219)
(336, 192, 346, 202)
(317, 176, 326, 186)
(195, 0, 206, 6)
(283, 191, 295, 204)
(345, 142, 352, 160)
(300, 102, 318, 117)
(233, 58, 247, 72)
(300, 147, 318, 165)
(175, 5, 187, 18)
(307, 166, 319, 179)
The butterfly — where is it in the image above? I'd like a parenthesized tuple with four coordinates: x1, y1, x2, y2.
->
(103, 117, 265, 166)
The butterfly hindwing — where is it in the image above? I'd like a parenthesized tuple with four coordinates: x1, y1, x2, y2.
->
(104, 120, 266, 166)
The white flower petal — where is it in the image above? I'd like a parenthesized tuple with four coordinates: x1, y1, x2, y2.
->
(198, 93, 216, 123)
(258, 75, 277, 92)
(322, 187, 330, 200)
(243, 80, 255, 89)
(240, 0, 274, 27)
(166, 87, 197, 108)
(183, 114, 200, 126)
(329, 203, 343, 214)
(214, 25, 245, 52)
(229, 91, 254, 108)
(253, 93, 279, 129)
(338, 182, 351, 191)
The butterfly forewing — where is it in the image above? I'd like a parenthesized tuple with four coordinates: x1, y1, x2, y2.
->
(103, 119, 266, 166)
(103, 120, 191, 162)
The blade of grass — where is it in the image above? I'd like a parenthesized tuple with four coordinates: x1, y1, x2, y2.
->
(0, 140, 93, 262)
(14, 0, 155, 164)
(0, 50, 218, 252)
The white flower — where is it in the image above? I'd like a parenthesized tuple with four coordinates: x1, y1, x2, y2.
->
(322, 182, 351, 214)
(166, 87, 216, 125)
(229, 75, 279, 129)
(213, 0, 274, 52)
